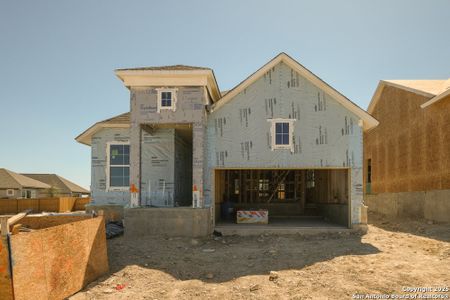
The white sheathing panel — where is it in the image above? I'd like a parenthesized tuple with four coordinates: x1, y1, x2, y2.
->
(129, 86, 207, 207)
(174, 130, 193, 206)
(140, 128, 176, 207)
(91, 127, 181, 208)
(206, 62, 364, 224)
(91, 128, 131, 206)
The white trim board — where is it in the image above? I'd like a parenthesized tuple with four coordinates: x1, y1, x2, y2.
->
(115, 69, 221, 102)
(76, 123, 129, 146)
(156, 88, 178, 113)
(267, 118, 296, 153)
(421, 88, 450, 108)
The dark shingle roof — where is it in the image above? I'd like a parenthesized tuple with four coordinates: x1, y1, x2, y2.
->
(0, 168, 51, 189)
(116, 65, 211, 71)
(99, 112, 130, 125)
(22, 174, 89, 194)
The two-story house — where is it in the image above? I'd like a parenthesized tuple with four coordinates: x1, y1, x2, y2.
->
(76, 53, 378, 234)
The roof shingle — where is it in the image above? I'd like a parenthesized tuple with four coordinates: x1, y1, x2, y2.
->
(22, 174, 89, 194)
(0, 168, 51, 189)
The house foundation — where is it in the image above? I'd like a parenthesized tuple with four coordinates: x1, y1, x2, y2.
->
(365, 189, 450, 222)
(124, 207, 213, 238)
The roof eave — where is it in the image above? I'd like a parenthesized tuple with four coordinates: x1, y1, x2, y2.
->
(115, 69, 221, 102)
(421, 89, 450, 108)
(368, 80, 438, 114)
(212, 52, 378, 132)
(75, 123, 130, 146)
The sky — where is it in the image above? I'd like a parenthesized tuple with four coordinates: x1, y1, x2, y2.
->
(0, 0, 449, 189)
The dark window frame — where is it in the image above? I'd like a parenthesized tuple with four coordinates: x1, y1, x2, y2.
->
(275, 122, 290, 145)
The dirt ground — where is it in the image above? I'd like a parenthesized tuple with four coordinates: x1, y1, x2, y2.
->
(71, 213, 450, 299)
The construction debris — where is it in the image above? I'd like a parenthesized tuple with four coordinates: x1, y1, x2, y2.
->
(106, 221, 124, 239)
(202, 248, 216, 253)
(269, 271, 279, 281)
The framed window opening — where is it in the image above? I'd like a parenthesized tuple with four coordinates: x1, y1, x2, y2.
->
(107, 142, 130, 191)
(268, 118, 296, 152)
(258, 179, 270, 197)
(21, 189, 35, 199)
(366, 158, 372, 194)
(156, 88, 178, 112)
(6, 189, 14, 197)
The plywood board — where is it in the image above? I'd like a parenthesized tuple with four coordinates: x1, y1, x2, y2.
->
(0, 237, 13, 300)
(10, 217, 109, 300)
(364, 86, 450, 193)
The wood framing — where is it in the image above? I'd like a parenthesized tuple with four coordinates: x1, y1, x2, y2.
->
(213, 168, 350, 226)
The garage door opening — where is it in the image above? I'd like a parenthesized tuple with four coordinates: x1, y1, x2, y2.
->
(214, 169, 350, 228)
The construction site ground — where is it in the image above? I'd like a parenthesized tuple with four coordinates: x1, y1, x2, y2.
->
(71, 212, 450, 299)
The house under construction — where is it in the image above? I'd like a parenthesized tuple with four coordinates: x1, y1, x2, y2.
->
(76, 53, 378, 233)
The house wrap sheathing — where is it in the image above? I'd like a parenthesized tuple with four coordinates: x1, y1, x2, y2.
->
(76, 53, 378, 227)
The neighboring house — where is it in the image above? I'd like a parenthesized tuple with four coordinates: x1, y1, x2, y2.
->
(364, 79, 450, 222)
(0, 168, 51, 199)
(76, 53, 378, 228)
(21, 174, 90, 197)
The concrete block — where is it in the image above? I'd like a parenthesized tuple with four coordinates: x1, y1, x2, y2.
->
(317, 204, 348, 226)
(397, 191, 425, 219)
(424, 189, 450, 222)
(360, 205, 368, 224)
(124, 207, 212, 238)
(365, 189, 450, 223)
(366, 193, 397, 217)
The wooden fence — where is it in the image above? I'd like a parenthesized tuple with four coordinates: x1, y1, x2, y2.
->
(0, 197, 91, 215)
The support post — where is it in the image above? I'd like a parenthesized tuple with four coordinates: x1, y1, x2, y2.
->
(130, 121, 141, 207)
(192, 122, 205, 208)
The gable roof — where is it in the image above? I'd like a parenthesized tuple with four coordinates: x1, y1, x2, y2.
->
(368, 79, 450, 113)
(75, 112, 130, 146)
(22, 174, 89, 194)
(421, 78, 450, 108)
(0, 168, 51, 189)
(211, 53, 379, 131)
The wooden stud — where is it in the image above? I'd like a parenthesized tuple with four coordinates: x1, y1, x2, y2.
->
(239, 170, 242, 204)
(0, 217, 9, 236)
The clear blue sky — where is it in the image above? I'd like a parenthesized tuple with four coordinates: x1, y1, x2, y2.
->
(1, 0, 449, 189)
